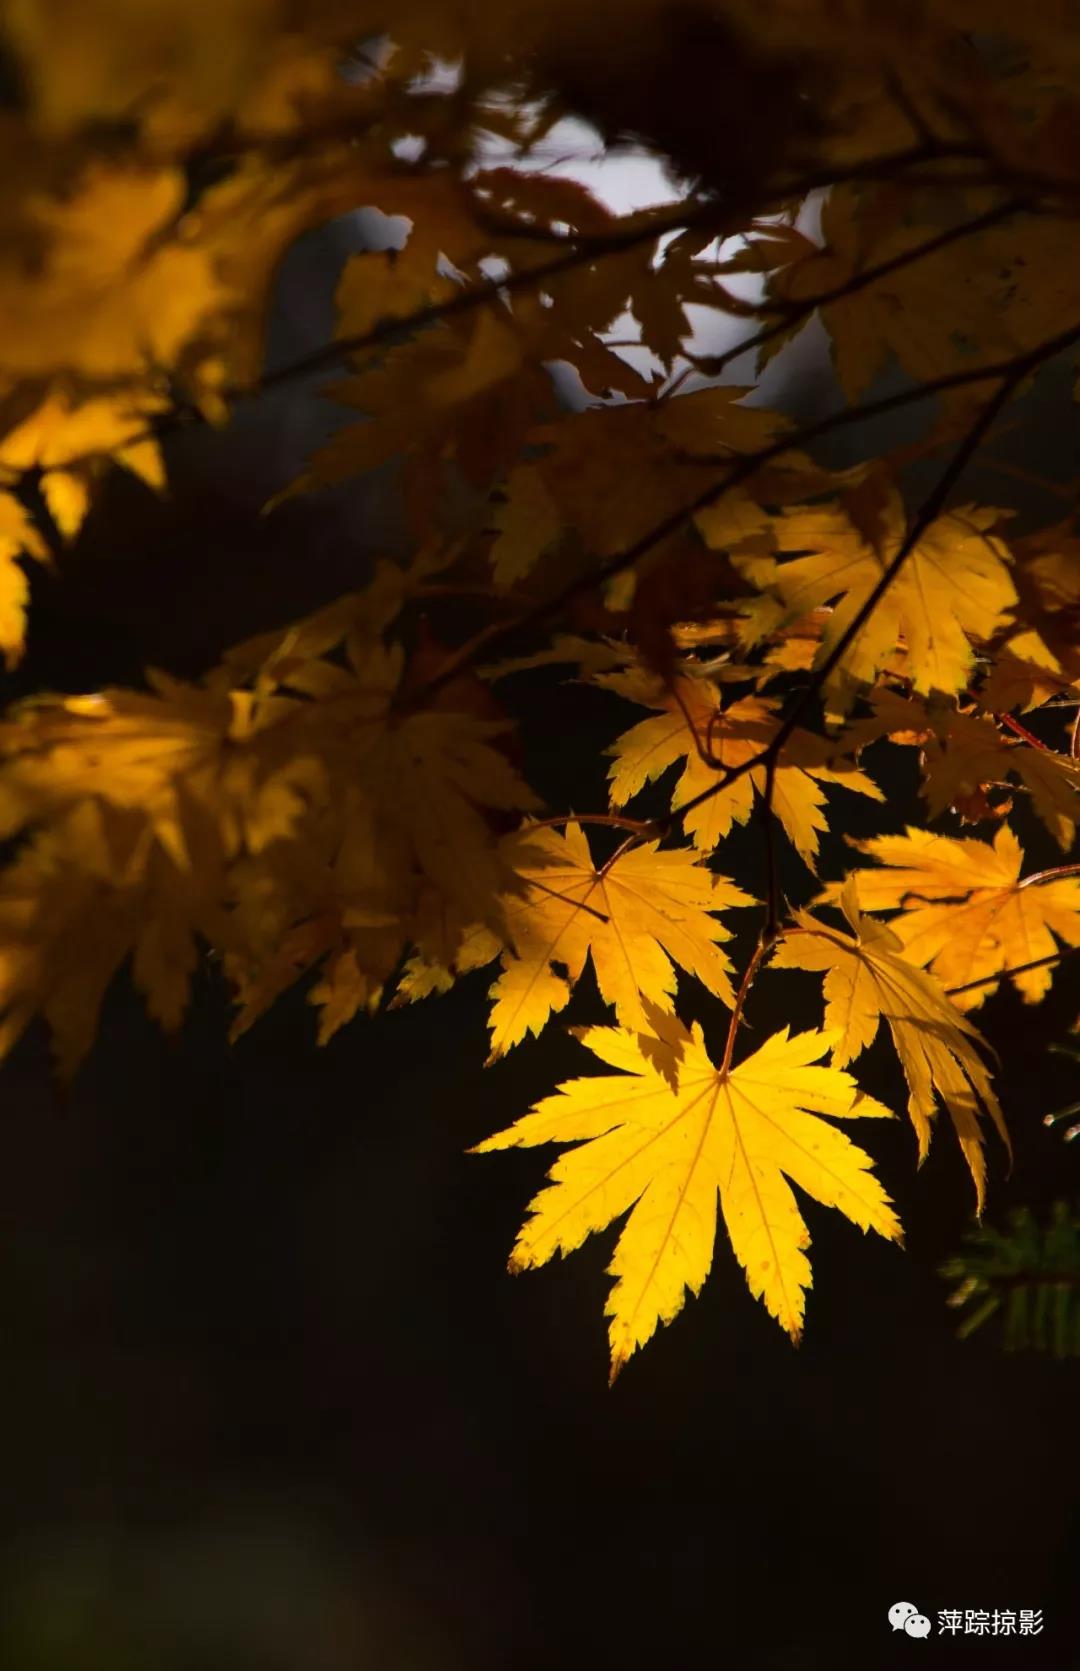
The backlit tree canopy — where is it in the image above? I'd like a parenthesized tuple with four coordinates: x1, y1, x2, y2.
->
(1, 0, 1079, 1376)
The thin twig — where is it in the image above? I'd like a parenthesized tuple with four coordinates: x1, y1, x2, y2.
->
(668, 679, 724, 770)
(41, 140, 990, 479)
(757, 753, 781, 943)
(524, 873, 609, 925)
(410, 314, 1080, 714)
(523, 813, 657, 835)
(413, 581, 524, 602)
(998, 711, 1053, 751)
(1017, 863, 1080, 890)
(980, 455, 1079, 502)
(945, 946, 1080, 996)
(690, 194, 1029, 380)
(597, 832, 643, 881)
(645, 349, 1061, 845)
(884, 66, 941, 149)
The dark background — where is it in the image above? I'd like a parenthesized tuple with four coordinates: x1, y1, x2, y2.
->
(0, 216, 1076, 1671)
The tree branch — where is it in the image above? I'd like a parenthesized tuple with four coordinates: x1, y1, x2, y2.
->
(41, 140, 995, 479)
(410, 313, 1080, 713)
(945, 946, 1080, 997)
(521, 812, 655, 835)
(690, 194, 1030, 380)
(756, 753, 781, 944)
(1018, 863, 1080, 889)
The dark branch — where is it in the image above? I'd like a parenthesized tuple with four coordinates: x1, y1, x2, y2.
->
(410, 313, 1080, 712)
(690, 194, 1031, 380)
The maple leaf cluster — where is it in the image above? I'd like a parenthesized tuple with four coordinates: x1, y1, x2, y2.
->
(0, 0, 1078, 1376)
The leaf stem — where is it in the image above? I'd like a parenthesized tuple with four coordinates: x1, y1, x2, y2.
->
(410, 313, 1080, 714)
(692, 194, 1029, 380)
(997, 711, 1053, 751)
(524, 812, 657, 835)
(720, 936, 772, 1075)
(1018, 863, 1080, 890)
(757, 752, 781, 943)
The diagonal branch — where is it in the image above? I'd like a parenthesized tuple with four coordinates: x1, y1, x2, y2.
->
(654, 364, 1027, 841)
(946, 946, 1080, 997)
(409, 313, 1080, 712)
(688, 194, 1030, 380)
(39, 141, 993, 480)
(756, 752, 782, 944)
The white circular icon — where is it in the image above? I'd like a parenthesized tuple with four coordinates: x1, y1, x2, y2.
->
(889, 1602, 932, 1638)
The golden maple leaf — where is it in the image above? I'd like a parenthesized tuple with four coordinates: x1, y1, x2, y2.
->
(517, 387, 789, 571)
(0, 797, 229, 1077)
(920, 717, 1080, 855)
(473, 1014, 901, 1376)
(765, 189, 1023, 401)
(818, 825, 1080, 1011)
(0, 673, 315, 872)
(0, 490, 49, 667)
(488, 464, 562, 585)
(985, 523, 1080, 710)
(3, 0, 278, 141)
(481, 821, 755, 1058)
(356, 700, 542, 933)
(0, 388, 166, 548)
(0, 162, 233, 382)
(602, 666, 882, 868)
(771, 881, 1010, 1212)
(281, 319, 545, 537)
(739, 497, 1017, 719)
(838, 689, 1080, 851)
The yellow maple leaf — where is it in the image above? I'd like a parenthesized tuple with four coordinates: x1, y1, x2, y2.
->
(739, 496, 1017, 718)
(282, 323, 548, 536)
(225, 911, 345, 1043)
(602, 666, 882, 867)
(488, 464, 562, 584)
(771, 881, 1010, 1212)
(479, 633, 629, 682)
(919, 712, 1080, 852)
(0, 674, 313, 872)
(308, 944, 381, 1046)
(837, 689, 1080, 851)
(818, 825, 1080, 1011)
(484, 821, 755, 1058)
(473, 1015, 901, 1376)
(0, 489, 49, 667)
(3, 0, 276, 141)
(513, 387, 788, 573)
(0, 387, 167, 547)
(0, 162, 232, 381)
(0, 797, 227, 1076)
(357, 703, 542, 933)
(0, 799, 136, 1073)
(764, 189, 1025, 402)
(983, 525, 1080, 710)
(329, 172, 491, 347)
(0, 579, 540, 951)
(216, 561, 409, 689)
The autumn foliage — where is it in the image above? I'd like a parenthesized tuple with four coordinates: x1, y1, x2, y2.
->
(1, 0, 1080, 1377)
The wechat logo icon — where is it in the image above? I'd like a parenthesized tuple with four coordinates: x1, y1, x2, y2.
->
(889, 1602, 932, 1638)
